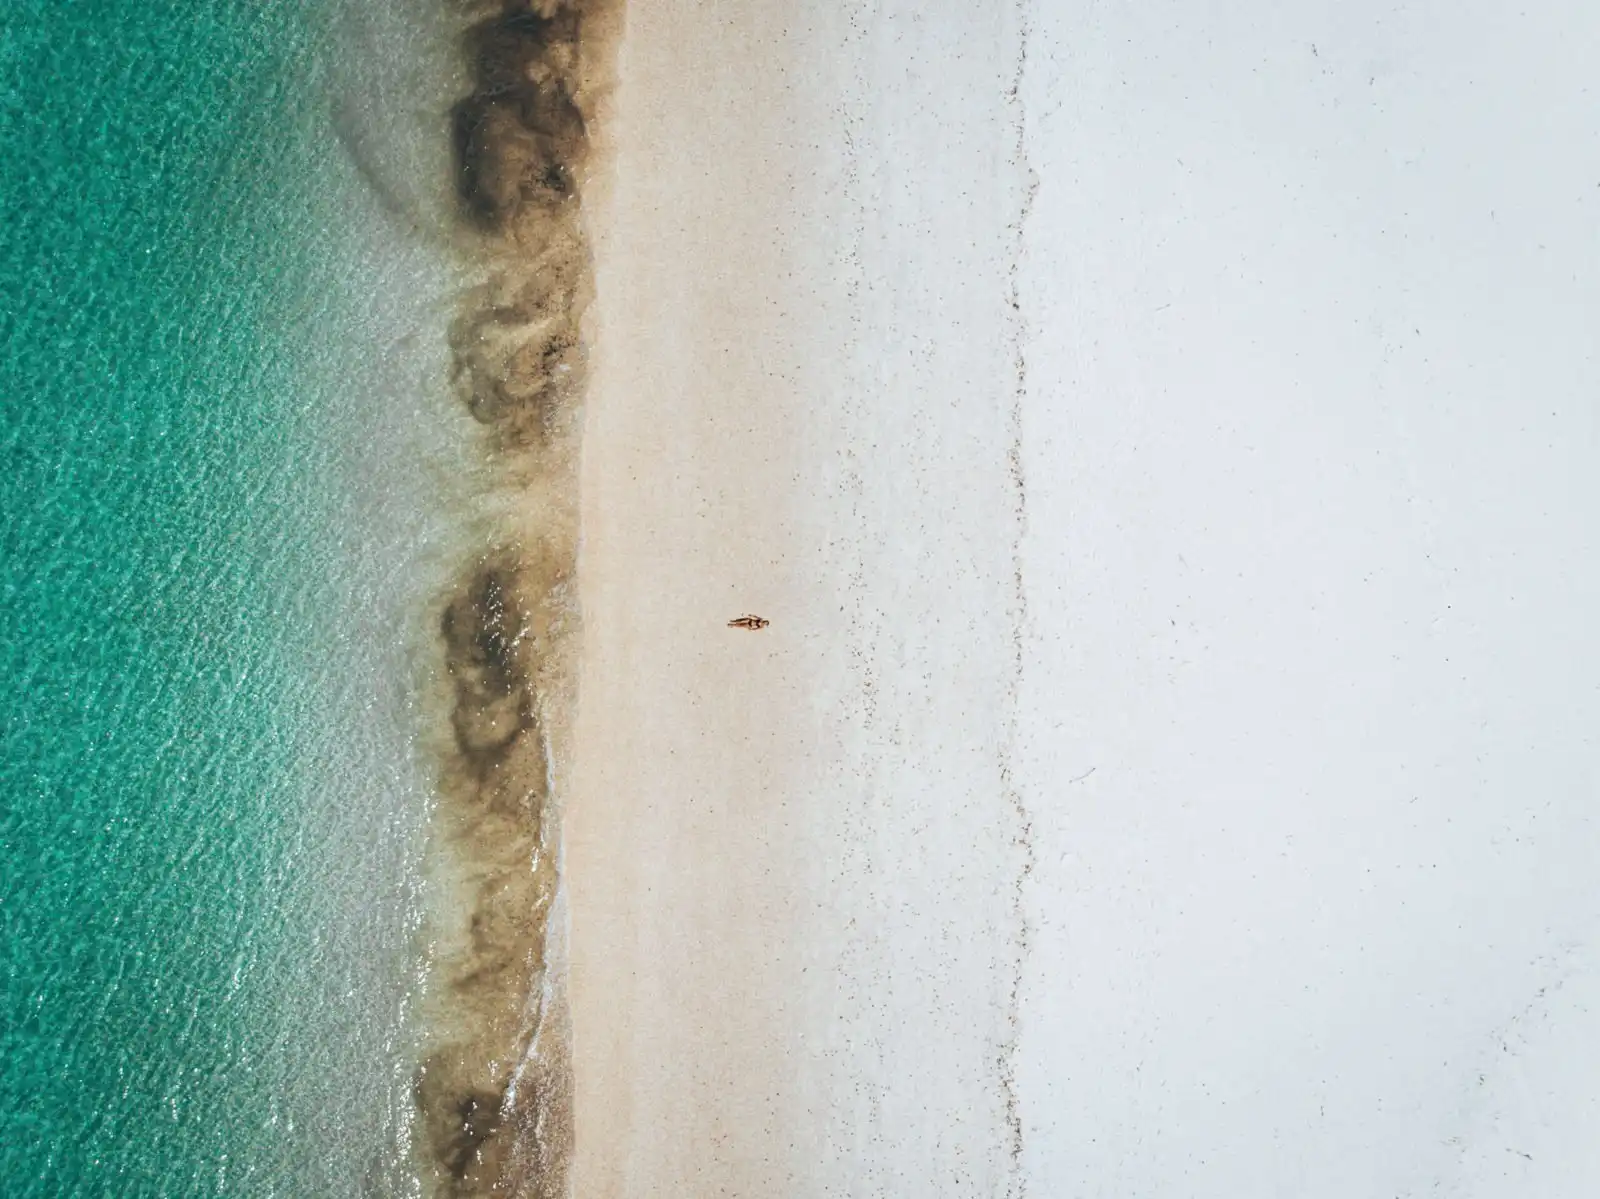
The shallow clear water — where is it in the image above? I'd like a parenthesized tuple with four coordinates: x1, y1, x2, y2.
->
(1, 2, 466, 1193)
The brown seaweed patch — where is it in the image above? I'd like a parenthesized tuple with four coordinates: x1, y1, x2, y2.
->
(447, 0, 601, 451)
(419, 3, 619, 1193)
(450, 8, 588, 232)
(421, 550, 570, 1198)
(451, 306, 586, 447)
(440, 564, 534, 771)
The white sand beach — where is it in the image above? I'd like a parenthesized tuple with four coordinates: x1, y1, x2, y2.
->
(570, 3, 1024, 1193)
(569, 1, 1600, 1195)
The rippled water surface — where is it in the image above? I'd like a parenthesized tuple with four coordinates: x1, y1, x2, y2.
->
(1, 2, 465, 1193)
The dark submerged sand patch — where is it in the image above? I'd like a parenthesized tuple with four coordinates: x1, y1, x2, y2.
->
(419, 2, 619, 1195)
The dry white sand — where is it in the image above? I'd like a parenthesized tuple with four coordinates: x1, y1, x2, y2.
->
(569, 1, 1600, 1196)
(1011, 5, 1600, 1195)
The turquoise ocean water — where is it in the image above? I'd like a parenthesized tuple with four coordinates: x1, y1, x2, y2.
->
(2, 2, 468, 1193)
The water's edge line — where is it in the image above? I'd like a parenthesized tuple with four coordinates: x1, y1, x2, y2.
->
(416, 4, 622, 1195)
